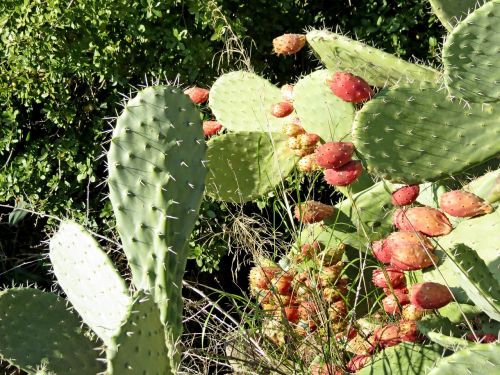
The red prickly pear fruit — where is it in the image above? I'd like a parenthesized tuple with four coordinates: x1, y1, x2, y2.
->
(294, 201, 334, 223)
(372, 239, 391, 264)
(297, 133, 320, 149)
(282, 121, 305, 137)
(393, 207, 452, 237)
(439, 190, 493, 218)
(272, 34, 306, 55)
(297, 154, 320, 173)
(298, 301, 319, 320)
(372, 323, 401, 348)
(183, 86, 209, 104)
(292, 147, 316, 157)
(347, 355, 371, 372)
(410, 282, 453, 309)
(382, 289, 410, 314)
(327, 72, 373, 103)
(283, 306, 300, 323)
(202, 120, 223, 137)
(372, 267, 406, 289)
(315, 141, 355, 169)
(271, 101, 294, 117)
(385, 231, 437, 271)
(301, 241, 321, 257)
(324, 160, 363, 186)
(281, 84, 294, 102)
(466, 333, 498, 343)
(398, 320, 420, 343)
(402, 304, 429, 321)
(392, 185, 420, 206)
(383, 286, 408, 296)
(249, 266, 281, 291)
(272, 273, 294, 295)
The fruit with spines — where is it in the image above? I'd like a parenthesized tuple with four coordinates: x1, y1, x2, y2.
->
(383, 289, 410, 314)
(249, 266, 281, 292)
(283, 120, 305, 137)
(392, 185, 420, 206)
(347, 355, 371, 372)
(183, 86, 209, 104)
(271, 101, 294, 118)
(393, 207, 453, 237)
(281, 84, 294, 102)
(297, 153, 320, 173)
(439, 190, 493, 217)
(327, 71, 373, 103)
(273, 33, 306, 55)
(372, 239, 391, 264)
(297, 133, 320, 149)
(324, 160, 363, 186)
(294, 201, 335, 223)
(315, 141, 354, 169)
(372, 267, 405, 289)
(410, 282, 453, 309)
(385, 231, 437, 271)
(402, 304, 429, 321)
(203, 120, 223, 137)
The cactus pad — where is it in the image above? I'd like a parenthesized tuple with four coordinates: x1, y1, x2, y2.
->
(353, 82, 500, 183)
(205, 131, 296, 202)
(49, 221, 131, 346)
(306, 30, 438, 87)
(443, 0, 500, 102)
(429, 0, 487, 31)
(357, 343, 445, 375)
(108, 85, 207, 354)
(417, 315, 471, 350)
(0, 288, 104, 374)
(209, 71, 289, 132)
(107, 291, 170, 374)
(292, 69, 355, 141)
(428, 342, 500, 375)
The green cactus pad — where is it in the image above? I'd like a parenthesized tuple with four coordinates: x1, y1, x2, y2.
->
(428, 342, 500, 375)
(306, 30, 439, 87)
(0, 288, 104, 374)
(464, 168, 500, 204)
(439, 302, 481, 323)
(107, 291, 170, 375)
(357, 343, 445, 375)
(418, 315, 471, 350)
(429, 0, 487, 31)
(292, 69, 355, 141)
(108, 85, 207, 353)
(209, 71, 289, 133)
(205, 131, 296, 202)
(353, 82, 500, 183)
(49, 221, 131, 346)
(443, 0, 500, 102)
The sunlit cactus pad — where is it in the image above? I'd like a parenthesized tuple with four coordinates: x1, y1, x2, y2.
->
(0, 288, 104, 374)
(429, 0, 487, 31)
(306, 30, 438, 87)
(209, 71, 288, 132)
(353, 82, 500, 183)
(443, 0, 500, 102)
(205, 131, 296, 202)
(293, 69, 355, 141)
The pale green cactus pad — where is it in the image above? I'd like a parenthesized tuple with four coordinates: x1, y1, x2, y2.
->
(353, 82, 500, 183)
(306, 30, 439, 87)
(0, 288, 104, 374)
(205, 131, 296, 202)
(443, 0, 500, 102)
(292, 69, 355, 141)
(357, 343, 445, 375)
(49, 221, 131, 346)
(107, 291, 170, 374)
(209, 71, 289, 132)
(429, 0, 487, 31)
(428, 342, 500, 375)
(417, 315, 471, 350)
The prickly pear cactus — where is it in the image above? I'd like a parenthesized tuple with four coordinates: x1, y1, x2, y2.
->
(429, 0, 487, 31)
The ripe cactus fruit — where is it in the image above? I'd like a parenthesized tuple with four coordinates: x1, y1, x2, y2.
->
(402, 304, 428, 321)
(393, 207, 453, 237)
(271, 102, 294, 117)
(183, 86, 209, 104)
(297, 153, 320, 173)
(382, 289, 410, 314)
(327, 72, 373, 103)
(272, 273, 294, 295)
(281, 84, 294, 102)
(272, 33, 306, 55)
(410, 282, 453, 309)
(283, 306, 300, 323)
(315, 141, 355, 169)
(385, 231, 437, 271)
(249, 266, 281, 292)
(294, 201, 334, 223)
(372, 267, 405, 289)
(324, 160, 363, 186)
(297, 133, 320, 149)
(465, 333, 497, 343)
(347, 354, 371, 372)
(391, 185, 420, 206)
(282, 120, 305, 137)
(300, 241, 322, 258)
(372, 239, 391, 264)
(439, 190, 494, 217)
(203, 120, 223, 137)
(287, 136, 301, 150)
